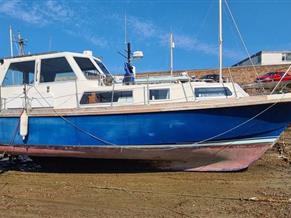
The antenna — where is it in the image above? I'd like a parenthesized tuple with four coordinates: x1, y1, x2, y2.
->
(124, 13, 127, 45)
(15, 32, 27, 56)
(9, 25, 14, 57)
(170, 33, 175, 76)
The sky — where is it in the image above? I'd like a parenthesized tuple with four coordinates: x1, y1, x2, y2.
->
(0, 0, 291, 74)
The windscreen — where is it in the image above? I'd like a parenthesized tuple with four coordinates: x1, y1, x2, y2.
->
(74, 57, 101, 80)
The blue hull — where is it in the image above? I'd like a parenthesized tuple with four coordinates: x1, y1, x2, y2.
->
(0, 102, 290, 147)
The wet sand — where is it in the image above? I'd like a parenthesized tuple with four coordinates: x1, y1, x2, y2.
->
(0, 143, 290, 218)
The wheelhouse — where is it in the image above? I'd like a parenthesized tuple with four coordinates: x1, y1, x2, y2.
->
(0, 51, 249, 110)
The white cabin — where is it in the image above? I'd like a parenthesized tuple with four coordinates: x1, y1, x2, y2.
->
(0, 51, 248, 110)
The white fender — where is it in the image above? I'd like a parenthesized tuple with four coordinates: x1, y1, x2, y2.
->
(20, 110, 28, 140)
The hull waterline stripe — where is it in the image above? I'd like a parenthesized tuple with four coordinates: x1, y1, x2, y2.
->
(5, 136, 277, 150)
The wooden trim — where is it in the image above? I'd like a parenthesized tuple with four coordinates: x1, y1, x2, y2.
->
(1, 94, 291, 117)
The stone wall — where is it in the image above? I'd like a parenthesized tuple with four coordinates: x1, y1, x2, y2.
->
(137, 64, 290, 85)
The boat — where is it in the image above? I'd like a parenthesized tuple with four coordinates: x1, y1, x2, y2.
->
(0, 49, 290, 171)
(0, 1, 291, 171)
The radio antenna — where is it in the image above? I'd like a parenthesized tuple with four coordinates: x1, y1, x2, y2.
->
(9, 25, 14, 57)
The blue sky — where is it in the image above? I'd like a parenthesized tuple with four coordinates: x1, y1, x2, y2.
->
(0, 0, 291, 74)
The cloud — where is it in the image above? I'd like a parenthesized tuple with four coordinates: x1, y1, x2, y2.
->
(128, 16, 158, 39)
(174, 34, 243, 59)
(174, 34, 216, 55)
(125, 16, 242, 59)
(44, 0, 74, 22)
(64, 28, 109, 49)
(0, 0, 74, 25)
(85, 35, 108, 48)
(0, 0, 45, 25)
(0, 1, 243, 57)
(0, 0, 108, 48)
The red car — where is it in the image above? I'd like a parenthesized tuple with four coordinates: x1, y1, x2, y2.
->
(255, 72, 291, 82)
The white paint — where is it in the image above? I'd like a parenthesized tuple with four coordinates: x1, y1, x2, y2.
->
(0, 51, 249, 110)
(83, 50, 93, 56)
(20, 110, 28, 140)
(132, 51, 143, 59)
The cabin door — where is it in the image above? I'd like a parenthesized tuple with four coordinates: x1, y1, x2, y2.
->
(0, 60, 38, 109)
(36, 81, 78, 109)
(36, 56, 78, 109)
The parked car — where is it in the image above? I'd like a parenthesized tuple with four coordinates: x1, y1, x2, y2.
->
(200, 74, 226, 83)
(255, 72, 291, 83)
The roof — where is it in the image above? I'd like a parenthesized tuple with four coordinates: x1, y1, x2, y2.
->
(260, 50, 291, 54)
(0, 51, 102, 62)
(0, 51, 59, 61)
(232, 51, 262, 67)
(232, 50, 291, 66)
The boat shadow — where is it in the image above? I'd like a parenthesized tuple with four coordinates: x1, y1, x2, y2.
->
(0, 156, 170, 174)
(0, 154, 233, 174)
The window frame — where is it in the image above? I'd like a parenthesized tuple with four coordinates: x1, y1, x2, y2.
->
(282, 53, 291, 61)
(149, 88, 171, 101)
(39, 56, 77, 84)
(93, 58, 112, 77)
(194, 87, 233, 98)
(73, 56, 102, 80)
(2, 60, 36, 87)
(80, 90, 134, 105)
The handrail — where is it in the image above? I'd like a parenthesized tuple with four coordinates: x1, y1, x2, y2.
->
(227, 67, 238, 98)
(111, 82, 115, 107)
(188, 77, 195, 101)
(143, 86, 146, 105)
(181, 82, 188, 102)
(74, 79, 80, 108)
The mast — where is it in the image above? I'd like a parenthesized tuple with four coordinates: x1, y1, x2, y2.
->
(127, 42, 131, 65)
(219, 0, 223, 83)
(9, 26, 15, 84)
(9, 25, 14, 57)
(170, 33, 174, 76)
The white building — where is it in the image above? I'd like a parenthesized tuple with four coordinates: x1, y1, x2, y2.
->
(233, 51, 291, 67)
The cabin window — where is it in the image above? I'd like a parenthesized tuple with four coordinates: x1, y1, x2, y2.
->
(282, 53, 291, 61)
(94, 60, 111, 76)
(74, 57, 101, 80)
(40, 57, 76, 83)
(2, 61, 35, 86)
(80, 91, 133, 104)
(194, 87, 232, 97)
(149, 88, 170, 100)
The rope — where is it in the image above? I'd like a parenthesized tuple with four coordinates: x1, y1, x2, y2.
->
(271, 65, 291, 94)
(1, 80, 288, 151)
(30, 85, 116, 146)
(194, 102, 279, 145)
(1, 109, 24, 159)
(224, 0, 265, 93)
(27, 84, 287, 150)
(4, 86, 33, 104)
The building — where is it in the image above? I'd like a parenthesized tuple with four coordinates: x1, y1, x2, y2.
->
(232, 51, 291, 67)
